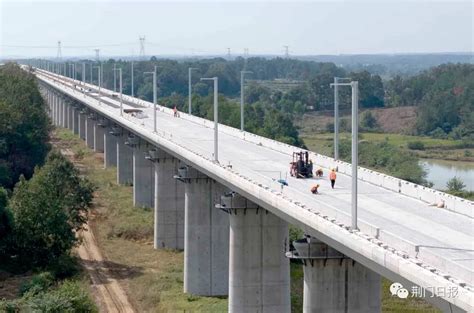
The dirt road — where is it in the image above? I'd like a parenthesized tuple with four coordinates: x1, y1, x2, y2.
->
(77, 222, 136, 313)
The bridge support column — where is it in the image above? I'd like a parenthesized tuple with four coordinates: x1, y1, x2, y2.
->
(46, 90, 52, 119)
(176, 166, 229, 295)
(54, 95, 59, 126)
(223, 193, 291, 313)
(78, 110, 86, 140)
(56, 97, 61, 126)
(104, 125, 119, 168)
(116, 132, 133, 185)
(93, 118, 106, 153)
(65, 102, 70, 129)
(72, 107, 79, 135)
(66, 103, 71, 130)
(50, 93, 55, 124)
(147, 149, 184, 249)
(85, 114, 95, 149)
(289, 237, 381, 313)
(61, 98, 67, 128)
(131, 139, 154, 208)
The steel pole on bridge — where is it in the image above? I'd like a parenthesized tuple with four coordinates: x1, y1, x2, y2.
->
(93, 64, 102, 105)
(351, 81, 359, 230)
(114, 68, 123, 116)
(188, 67, 198, 114)
(240, 70, 252, 131)
(144, 66, 157, 132)
(131, 61, 134, 97)
(334, 77, 339, 160)
(330, 80, 359, 230)
(200, 77, 219, 162)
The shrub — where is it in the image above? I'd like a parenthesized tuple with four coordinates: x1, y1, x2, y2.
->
(20, 272, 55, 296)
(464, 150, 473, 157)
(360, 111, 378, 130)
(446, 177, 466, 193)
(48, 254, 80, 279)
(325, 122, 334, 133)
(429, 127, 447, 139)
(407, 141, 425, 150)
(289, 225, 304, 246)
(4, 280, 97, 313)
(75, 149, 85, 160)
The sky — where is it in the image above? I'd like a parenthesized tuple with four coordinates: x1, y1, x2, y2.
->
(0, 0, 472, 58)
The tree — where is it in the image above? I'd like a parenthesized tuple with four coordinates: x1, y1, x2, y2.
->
(360, 111, 378, 130)
(446, 177, 466, 193)
(0, 187, 12, 259)
(8, 152, 94, 267)
(0, 63, 50, 189)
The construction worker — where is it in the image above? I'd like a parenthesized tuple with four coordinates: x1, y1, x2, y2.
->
(329, 169, 337, 189)
(173, 105, 179, 117)
(310, 184, 320, 194)
(316, 168, 323, 177)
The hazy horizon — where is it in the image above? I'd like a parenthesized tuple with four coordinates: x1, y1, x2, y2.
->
(1, 0, 473, 59)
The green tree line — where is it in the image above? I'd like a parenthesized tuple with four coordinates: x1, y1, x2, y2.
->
(0, 64, 51, 189)
(385, 63, 474, 139)
(0, 63, 96, 311)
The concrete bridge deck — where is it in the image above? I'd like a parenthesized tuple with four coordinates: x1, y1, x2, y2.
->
(35, 68, 473, 312)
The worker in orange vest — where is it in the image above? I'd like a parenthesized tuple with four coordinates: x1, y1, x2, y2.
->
(329, 169, 337, 189)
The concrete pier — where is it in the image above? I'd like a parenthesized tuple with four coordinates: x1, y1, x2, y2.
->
(223, 193, 291, 313)
(72, 106, 79, 135)
(104, 125, 119, 168)
(62, 98, 66, 127)
(85, 114, 95, 149)
(52, 94, 57, 125)
(178, 166, 229, 296)
(132, 139, 154, 208)
(67, 103, 73, 130)
(289, 237, 381, 313)
(148, 149, 185, 250)
(78, 110, 86, 140)
(57, 97, 61, 126)
(117, 132, 134, 185)
(65, 102, 70, 129)
(93, 118, 106, 152)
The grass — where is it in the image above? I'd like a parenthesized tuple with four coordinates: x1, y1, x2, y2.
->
(54, 128, 442, 313)
(54, 128, 228, 312)
(381, 279, 441, 312)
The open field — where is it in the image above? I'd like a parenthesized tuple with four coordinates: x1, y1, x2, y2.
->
(53, 128, 440, 312)
(301, 132, 474, 162)
(300, 106, 417, 134)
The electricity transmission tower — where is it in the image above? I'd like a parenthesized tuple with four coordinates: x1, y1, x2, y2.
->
(227, 48, 231, 59)
(139, 36, 146, 60)
(57, 41, 62, 60)
(94, 49, 100, 61)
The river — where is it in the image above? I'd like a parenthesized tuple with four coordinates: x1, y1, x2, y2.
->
(420, 159, 474, 191)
